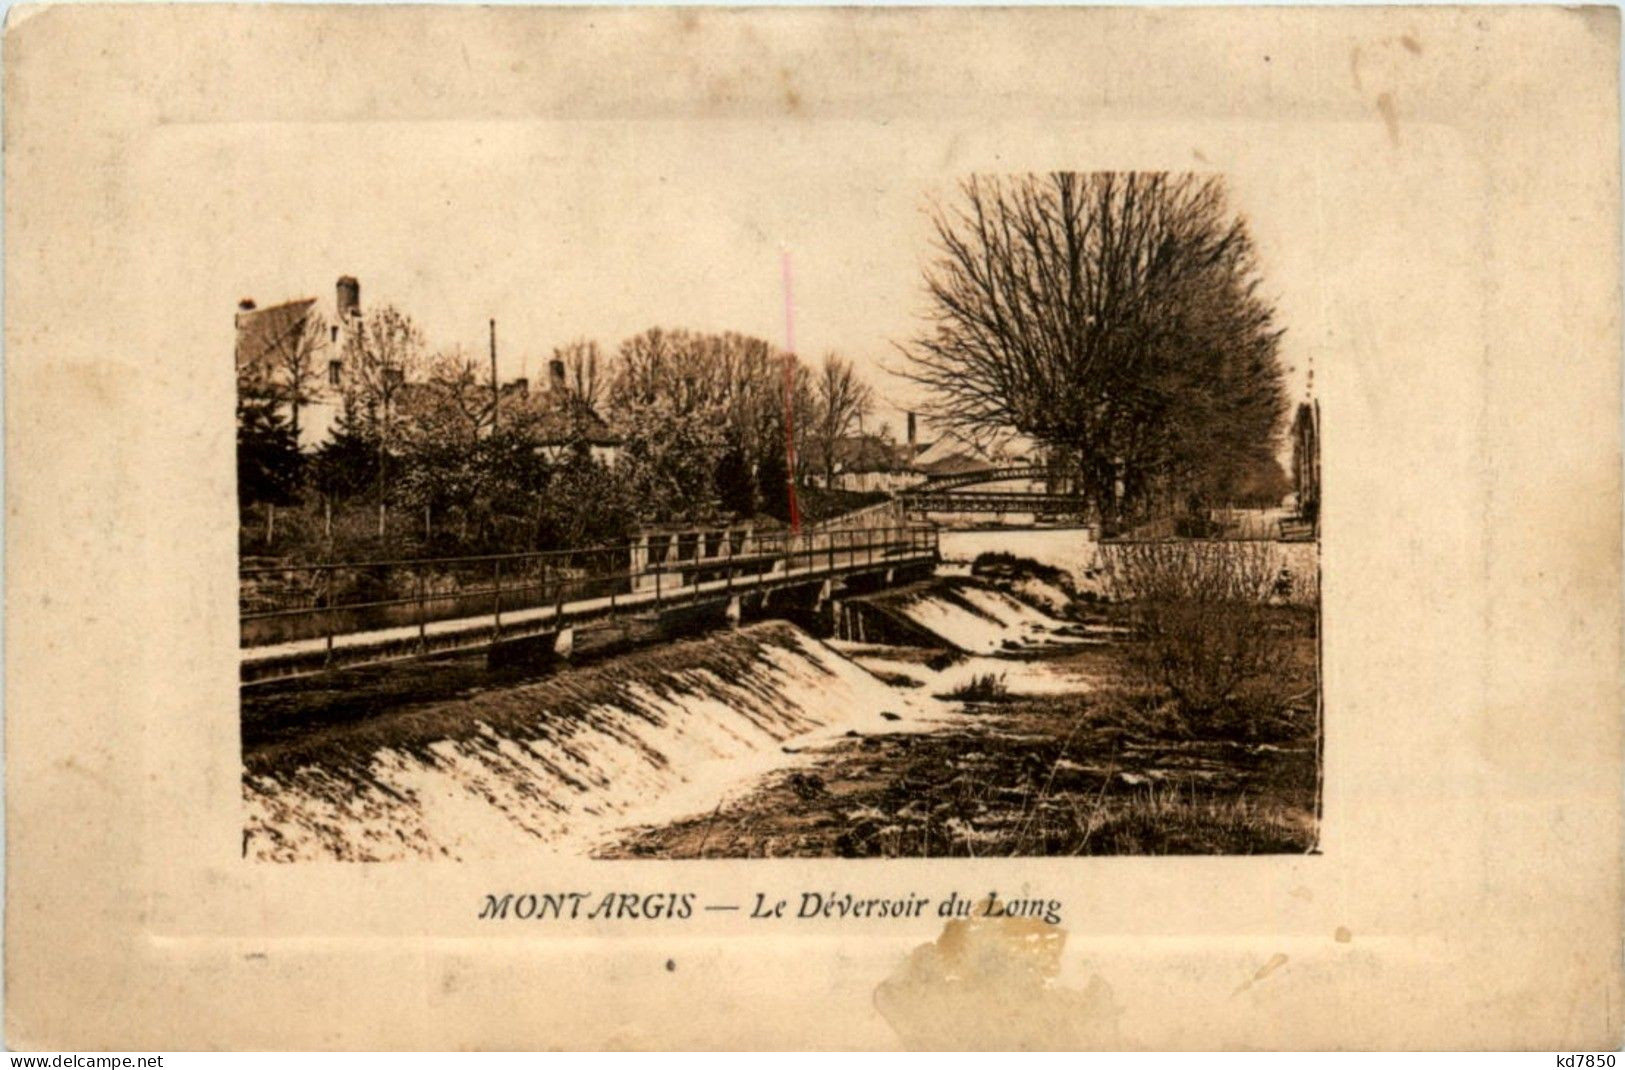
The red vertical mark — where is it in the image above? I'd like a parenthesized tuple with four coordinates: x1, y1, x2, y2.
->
(781, 251, 801, 533)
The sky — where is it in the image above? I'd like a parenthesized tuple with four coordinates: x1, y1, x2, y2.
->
(193, 119, 1320, 446)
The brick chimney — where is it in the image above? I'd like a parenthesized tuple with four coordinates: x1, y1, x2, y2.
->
(335, 276, 360, 321)
(906, 411, 917, 449)
(549, 358, 567, 392)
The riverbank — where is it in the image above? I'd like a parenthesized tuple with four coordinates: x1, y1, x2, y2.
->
(599, 628, 1319, 858)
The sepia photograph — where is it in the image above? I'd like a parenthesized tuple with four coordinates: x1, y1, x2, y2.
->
(237, 170, 1322, 862)
(7, 4, 1619, 1051)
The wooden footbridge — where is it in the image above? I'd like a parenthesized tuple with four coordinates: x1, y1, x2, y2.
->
(240, 524, 938, 684)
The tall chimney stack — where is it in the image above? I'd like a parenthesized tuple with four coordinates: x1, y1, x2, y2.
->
(906, 411, 917, 449)
(549, 358, 567, 393)
(336, 276, 360, 321)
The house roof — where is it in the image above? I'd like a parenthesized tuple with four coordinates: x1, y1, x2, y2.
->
(914, 451, 997, 478)
(235, 298, 316, 371)
(518, 387, 621, 447)
(910, 429, 1037, 475)
(831, 433, 910, 473)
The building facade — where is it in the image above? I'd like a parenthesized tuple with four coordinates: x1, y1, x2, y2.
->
(234, 275, 364, 449)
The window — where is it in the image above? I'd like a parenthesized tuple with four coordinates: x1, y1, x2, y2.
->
(328, 359, 342, 386)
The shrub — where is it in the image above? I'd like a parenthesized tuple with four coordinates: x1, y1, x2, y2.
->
(1098, 540, 1292, 729)
(970, 551, 1071, 589)
(939, 672, 1009, 702)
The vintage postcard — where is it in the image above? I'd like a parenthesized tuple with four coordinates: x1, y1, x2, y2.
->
(5, 4, 1620, 1050)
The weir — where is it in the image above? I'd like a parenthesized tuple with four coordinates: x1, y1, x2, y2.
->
(242, 619, 931, 861)
(241, 569, 1100, 861)
(829, 576, 1092, 654)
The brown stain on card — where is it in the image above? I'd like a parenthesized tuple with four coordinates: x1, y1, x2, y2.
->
(1376, 92, 1400, 146)
(1232, 952, 1290, 995)
(874, 911, 1120, 1049)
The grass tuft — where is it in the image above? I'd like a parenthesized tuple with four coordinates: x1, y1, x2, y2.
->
(939, 672, 1010, 703)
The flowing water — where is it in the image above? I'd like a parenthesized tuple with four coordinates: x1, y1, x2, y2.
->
(244, 574, 1097, 861)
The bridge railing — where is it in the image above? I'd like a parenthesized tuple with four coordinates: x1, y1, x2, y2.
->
(240, 523, 938, 650)
(905, 464, 1062, 495)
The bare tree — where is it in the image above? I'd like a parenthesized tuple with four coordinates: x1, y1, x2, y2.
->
(611, 328, 723, 416)
(258, 308, 328, 440)
(810, 352, 875, 486)
(345, 305, 426, 534)
(408, 347, 493, 447)
(900, 172, 1285, 521)
(603, 327, 822, 523)
(552, 339, 605, 410)
(347, 305, 426, 434)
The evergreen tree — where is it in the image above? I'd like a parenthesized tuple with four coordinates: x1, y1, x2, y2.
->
(236, 392, 303, 511)
(757, 431, 791, 523)
(310, 405, 381, 502)
(714, 437, 756, 519)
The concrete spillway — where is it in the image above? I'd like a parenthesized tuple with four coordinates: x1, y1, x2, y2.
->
(243, 621, 940, 861)
(833, 577, 1090, 655)
(242, 572, 1110, 862)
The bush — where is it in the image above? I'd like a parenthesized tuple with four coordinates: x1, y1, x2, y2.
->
(1098, 540, 1292, 729)
(938, 672, 1009, 702)
(793, 486, 890, 525)
(970, 551, 1072, 589)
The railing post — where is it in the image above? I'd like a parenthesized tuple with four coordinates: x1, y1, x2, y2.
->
(493, 558, 503, 638)
(416, 565, 427, 652)
(323, 566, 335, 669)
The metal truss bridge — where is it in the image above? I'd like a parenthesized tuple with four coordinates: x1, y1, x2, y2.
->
(899, 465, 1091, 517)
